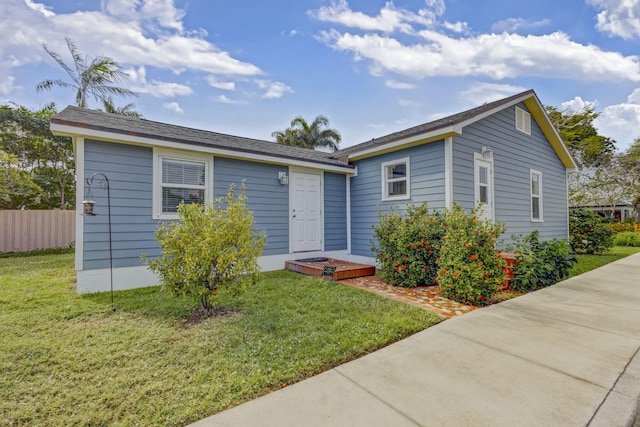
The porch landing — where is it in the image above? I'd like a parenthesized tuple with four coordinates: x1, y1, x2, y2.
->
(285, 258, 375, 281)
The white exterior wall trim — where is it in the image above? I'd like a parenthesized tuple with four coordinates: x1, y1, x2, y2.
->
(75, 137, 85, 272)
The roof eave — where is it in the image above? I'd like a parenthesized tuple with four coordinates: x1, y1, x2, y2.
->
(51, 121, 356, 174)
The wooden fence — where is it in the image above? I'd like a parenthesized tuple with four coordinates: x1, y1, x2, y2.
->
(0, 210, 75, 253)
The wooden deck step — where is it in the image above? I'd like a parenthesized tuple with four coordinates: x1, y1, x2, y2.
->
(285, 258, 376, 281)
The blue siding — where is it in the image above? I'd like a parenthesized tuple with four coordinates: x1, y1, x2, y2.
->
(324, 172, 347, 251)
(83, 140, 158, 270)
(214, 157, 289, 255)
(350, 142, 446, 256)
(452, 103, 568, 242)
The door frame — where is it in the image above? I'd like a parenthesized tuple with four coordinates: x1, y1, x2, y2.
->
(289, 168, 324, 253)
(473, 152, 495, 222)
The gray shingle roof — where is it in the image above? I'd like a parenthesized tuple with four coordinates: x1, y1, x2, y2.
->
(334, 89, 537, 156)
(51, 106, 352, 169)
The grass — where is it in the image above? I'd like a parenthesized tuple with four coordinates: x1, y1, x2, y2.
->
(567, 246, 640, 278)
(0, 253, 441, 426)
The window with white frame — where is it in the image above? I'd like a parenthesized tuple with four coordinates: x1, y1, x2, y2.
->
(530, 170, 543, 221)
(381, 158, 410, 201)
(153, 149, 212, 219)
(516, 106, 531, 135)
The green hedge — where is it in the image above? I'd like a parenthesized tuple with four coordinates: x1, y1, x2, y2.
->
(613, 232, 640, 247)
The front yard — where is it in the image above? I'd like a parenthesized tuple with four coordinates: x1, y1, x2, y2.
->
(0, 253, 440, 426)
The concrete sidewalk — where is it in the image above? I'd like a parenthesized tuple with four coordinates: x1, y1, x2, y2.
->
(192, 253, 640, 427)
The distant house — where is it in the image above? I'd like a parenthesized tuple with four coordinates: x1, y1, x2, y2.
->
(572, 200, 636, 221)
(51, 89, 577, 293)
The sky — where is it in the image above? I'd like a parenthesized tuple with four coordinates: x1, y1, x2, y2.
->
(2, 0, 640, 151)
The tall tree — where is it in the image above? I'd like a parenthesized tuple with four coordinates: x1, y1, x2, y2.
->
(0, 150, 43, 209)
(546, 106, 616, 167)
(620, 137, 640, 217)
(272, 115, 341, 152)
(101, 97, 143, 118)
(36, 37, 137, 109)
(0, 104, 74, 209)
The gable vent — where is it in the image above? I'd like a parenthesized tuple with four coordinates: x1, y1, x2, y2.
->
(515, 106, 531, 135)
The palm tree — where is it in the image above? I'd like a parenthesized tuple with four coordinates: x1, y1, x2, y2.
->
(36, 37, 137, 109)
(101, 97, 143, 118)
(272, 115, 341, 152)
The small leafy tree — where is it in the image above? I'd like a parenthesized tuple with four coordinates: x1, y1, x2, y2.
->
(569, 208, 614, 254)
(372, 203, 444, 288)
(145, 183, 266, 314)
(437, 204, 506, 306)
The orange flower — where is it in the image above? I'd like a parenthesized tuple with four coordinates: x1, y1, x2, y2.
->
(408, 242, 414, 248)
(470, 254, 477, 261)
(428, 249, 433, 254)
(478, 295, 486, 301)
(465, 243, 472, 248)
(402, 265, 408, 271)
(484, 274, 490, 280)
(441, 269, 448, 275)
(452, 271, 459, 277)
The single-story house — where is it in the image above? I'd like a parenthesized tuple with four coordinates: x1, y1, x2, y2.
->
(51, 89, 577, 293)
(572, 201, 637, 221)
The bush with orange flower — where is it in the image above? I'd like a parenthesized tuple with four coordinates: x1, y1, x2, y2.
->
(437, 204, 506, 306)
(372, 203, 444, 287)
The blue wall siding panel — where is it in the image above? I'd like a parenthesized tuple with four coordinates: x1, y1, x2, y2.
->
(324, 172, 347, 251)
(213, 157, 289, 255)
(350, 142, 446, 256)
(451, 103, 568, 242)
(83, 140, 158, 270)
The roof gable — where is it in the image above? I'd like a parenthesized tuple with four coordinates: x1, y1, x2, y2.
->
(336, 89, 577, 170)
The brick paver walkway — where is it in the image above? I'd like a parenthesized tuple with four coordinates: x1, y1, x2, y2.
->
(339, 276, 477, 317)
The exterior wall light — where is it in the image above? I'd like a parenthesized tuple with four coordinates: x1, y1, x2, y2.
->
(279, 171, 289, 185)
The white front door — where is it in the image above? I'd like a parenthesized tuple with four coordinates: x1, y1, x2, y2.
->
(474, 155, 494, 221)
(291, 171, 322, 252)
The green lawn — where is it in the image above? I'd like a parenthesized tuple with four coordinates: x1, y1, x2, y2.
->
(0, 253, 441, 426)
(568, 246, 640, 278)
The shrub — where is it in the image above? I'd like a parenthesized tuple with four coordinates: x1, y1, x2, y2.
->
(507, 231, 576, 293)
(569, 209, 614, 254)
(606, 222, 640, 233)
(372, 203, 444, 287)
(437, 204, 506, 306)
(613, 231, 640, 247)
(144, 183, 266, 314)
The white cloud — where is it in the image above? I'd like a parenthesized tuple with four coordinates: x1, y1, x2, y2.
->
(124, 66, 192, 97)
(217, 95, 247, 105)
(491, 18, 551, 33)
(162, 101, 183, 114)
(206, 76, 236, 91)
(309, 0, 443, 34)
(459, 83, 527, 105)
(593, 88, 640, 150)
(256, 80, 293, 99)
(587, 0, 640, 39)
(385, 79, 415, 89)
(0, 0, 263, 101)
(560, 95, 597, 113)
(25, 0, 55, 17)
(0, 76, 16, 95)
(319, 29, 640, 81)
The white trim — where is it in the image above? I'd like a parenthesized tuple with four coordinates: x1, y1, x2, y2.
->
(381, 157, 411, 201)
(530, 169, 544, 222)
(75, 137, 85, 272)
(289, 168, 324, 253)
(348, 125, 462, 160)
(444, 137, 453, 209)
(152, 148, 213, 220)
(346, 174, 352, 254)
(77, 265, 160, 294)
(474, 152, 495, 221)
(51, 123, 355, 175)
